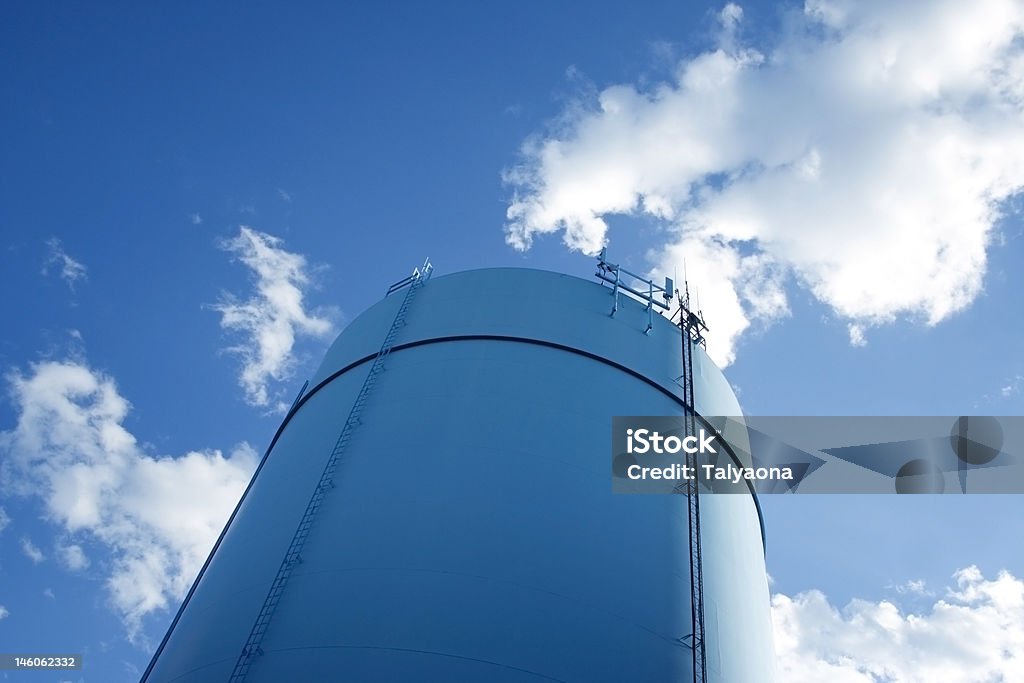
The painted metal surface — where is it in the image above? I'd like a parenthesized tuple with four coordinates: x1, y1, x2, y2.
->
(143, 267, 774, 683)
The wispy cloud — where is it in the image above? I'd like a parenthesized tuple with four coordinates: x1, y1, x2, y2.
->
(276, 188, 292, 203)
(773, 566, 1024, 682)
(190, 213, 203, 225)
(57, 541, 90, 571)
(0, 605, 8, 620)
(1000, 374, 1024, 398)
(42, 238, 88, 293)
(211, 227, 334, 409)
(892, 578, 932, 597)
(504, 0, 1024, 366)
(21, 536, 44, 563)
(0, 359, 258, 640)
(0, 506, 9, 533)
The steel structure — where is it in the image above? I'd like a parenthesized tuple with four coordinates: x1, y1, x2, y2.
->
(141, 263, 775, 683)
(674, 281, 710, 683)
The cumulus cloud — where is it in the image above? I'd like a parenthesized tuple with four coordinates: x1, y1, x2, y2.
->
(212, 227, 334, 409)
(21, 536, 44, 563)
(504, 0, 1024, 365)
(42, 238, 88, 292)
(0, 360, 258, 639)
(773, 566, 1024, 682)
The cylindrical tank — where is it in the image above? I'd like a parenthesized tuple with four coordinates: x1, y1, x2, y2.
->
(142, 267, 775, 683)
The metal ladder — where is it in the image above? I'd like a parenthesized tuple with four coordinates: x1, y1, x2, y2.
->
(675, 284, 709, 683)
(591, 248, 707, 681)
(228, 259, 433, 683)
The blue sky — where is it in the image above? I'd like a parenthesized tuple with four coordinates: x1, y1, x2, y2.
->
(2, 1, 1024, 681)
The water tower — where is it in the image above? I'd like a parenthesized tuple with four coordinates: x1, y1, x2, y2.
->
(142, 262, 775, 682)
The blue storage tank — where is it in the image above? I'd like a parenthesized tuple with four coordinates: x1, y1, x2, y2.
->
(142, 267, 775, 683)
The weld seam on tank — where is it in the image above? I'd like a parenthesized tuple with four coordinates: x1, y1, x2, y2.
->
(269, 333, 766, 551)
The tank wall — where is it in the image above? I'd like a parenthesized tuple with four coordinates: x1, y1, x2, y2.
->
(144, 268, 774, 683)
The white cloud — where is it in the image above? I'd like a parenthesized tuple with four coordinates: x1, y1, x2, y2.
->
(0, 360, 258, 639)
(773, 566, 1024, 682)
(42, 238, 88, 292)
(720, 2, 743, 28)
(893, 578, 931, 596)
(0, 505, 9, 533)
(57, 541, 90, 571)
(718, 3, 745, 51)
(848, 324, 867, 348)
(0, 605, 8, 620)
(276, 188, 292, 203)
(190, 213, 203, 225)
(21, 536, 44, 563)
(504, 0, 1024, 366)
(212, 227, 334, 409)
